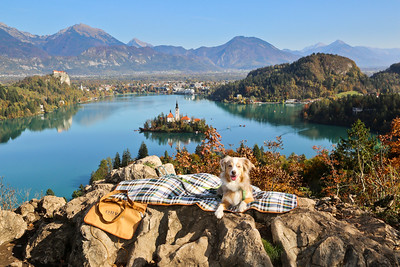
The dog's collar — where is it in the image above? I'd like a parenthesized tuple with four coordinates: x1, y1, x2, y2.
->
(242, 189, 246, 201)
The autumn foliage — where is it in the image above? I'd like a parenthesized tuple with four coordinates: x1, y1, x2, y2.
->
(167, 128, 305, 196)
(164, 118, 400, 227)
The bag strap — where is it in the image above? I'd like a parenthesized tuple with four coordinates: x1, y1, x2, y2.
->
(97, 190, 131, 223)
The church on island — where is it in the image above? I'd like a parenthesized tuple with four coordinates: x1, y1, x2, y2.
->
(166, 101, 200, 123)
(139, 101, 207, 133)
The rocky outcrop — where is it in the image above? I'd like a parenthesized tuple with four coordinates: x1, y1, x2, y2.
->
(270, 197, 400, 267)
(24, 221, 74, 264)
(2, 155, 400, 266)
(0, 210, 27, 246)
(106, 155, 175, 183)
(16, 200, 40, 224)
(127, 205, 272, 267)
(39, 195, 66, 218)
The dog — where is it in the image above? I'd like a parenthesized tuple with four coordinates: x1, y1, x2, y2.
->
(215, 155, 255, 219)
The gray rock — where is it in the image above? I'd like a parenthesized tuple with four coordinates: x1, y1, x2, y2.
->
(156, 163, 176, 176)
(106, 156, 176, 184)
(127, 205, 272, 267)
(136, 155, 163, 168)
(8, 261, 23, 267)
(16, 201, 35, 217)
(16, 201, 39, 224)
(24, 221, 74, 265)
(39, 196, 66, 218)
(68, 224, 130, 267)
(0, 210, 27, 246)
(54, 188, 112, 223)
(271, 197, 400, 267)
(106, 163, 158, 183)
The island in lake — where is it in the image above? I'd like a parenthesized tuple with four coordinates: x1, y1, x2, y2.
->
(140, 101, 209, 133)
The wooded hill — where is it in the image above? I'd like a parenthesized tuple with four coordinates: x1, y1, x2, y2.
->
(210, 53, 375, 102)
(371, 62, 400, 93)
(0, 74, 85, 120)
(302, 63, 400, 132)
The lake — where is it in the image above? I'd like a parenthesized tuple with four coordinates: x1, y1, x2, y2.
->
(0, 94, 348, 199)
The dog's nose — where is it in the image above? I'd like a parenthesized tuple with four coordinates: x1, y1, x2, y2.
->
(231, 170, 236, 176)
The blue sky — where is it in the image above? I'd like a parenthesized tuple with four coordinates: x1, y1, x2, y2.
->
(1, 0, 400, 50)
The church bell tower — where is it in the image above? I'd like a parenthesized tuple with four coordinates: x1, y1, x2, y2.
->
(175, 100, 180, 121)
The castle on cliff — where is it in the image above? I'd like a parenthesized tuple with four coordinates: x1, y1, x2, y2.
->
(52, 70, 71, 86)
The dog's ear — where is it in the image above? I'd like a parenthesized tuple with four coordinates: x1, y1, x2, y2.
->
(242, 158, 255, 172)
(220, 156, 231, 171)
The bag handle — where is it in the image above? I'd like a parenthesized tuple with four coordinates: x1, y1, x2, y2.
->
(97, 190, 129, 223)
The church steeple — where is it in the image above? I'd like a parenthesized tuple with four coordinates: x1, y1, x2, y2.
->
(175, 100, 180, 121)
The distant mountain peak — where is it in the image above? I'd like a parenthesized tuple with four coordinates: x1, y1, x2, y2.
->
(44, 23, 124, 56)
(127, 38, 153, 48)
(300, 42, 326, 52)
(57, 23, 106, 37)
(332, 39, 346, 45)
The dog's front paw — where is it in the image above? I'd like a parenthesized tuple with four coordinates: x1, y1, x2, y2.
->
(238, 201, 248, 212)
(215, 205, 224, 219)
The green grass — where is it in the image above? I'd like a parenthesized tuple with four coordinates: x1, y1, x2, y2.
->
(262, 238, 282, 265)
(336, 91, 363, 98)
(143, 162, 156, 168)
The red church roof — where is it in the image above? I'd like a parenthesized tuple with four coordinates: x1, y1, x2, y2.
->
(181, 116, 190, 121)
(167, 112, 174, 118)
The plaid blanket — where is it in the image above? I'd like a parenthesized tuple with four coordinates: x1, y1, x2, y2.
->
(114, 173, 298, 213)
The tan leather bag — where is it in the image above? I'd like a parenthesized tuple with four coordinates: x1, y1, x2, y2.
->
(84, 190, 147, 239)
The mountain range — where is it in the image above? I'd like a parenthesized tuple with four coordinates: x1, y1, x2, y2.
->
(285, 40, 400, 69)
(0, 22, 399, 76)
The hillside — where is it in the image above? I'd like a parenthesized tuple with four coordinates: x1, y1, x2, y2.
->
(370, 63, 400, 93)
(210, 53, 373, 102)
(0, 29, 48, 59)
(76, 45, 218, 73)
(0, 74, 84, 120)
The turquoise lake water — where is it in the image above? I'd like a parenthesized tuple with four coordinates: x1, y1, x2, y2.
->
(0, 94, 348, 199)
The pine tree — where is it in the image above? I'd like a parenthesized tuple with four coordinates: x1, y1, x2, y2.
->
(113, 152, 121, 169)
(90, 159, 110, 184)
(162, 150, 171, 163)
(121, 149, 132, 167)
(253, 144, 262, 163)
(137, 142, 149, 159)
(46, 188, 55, 196)
(72, 184, 85, 199)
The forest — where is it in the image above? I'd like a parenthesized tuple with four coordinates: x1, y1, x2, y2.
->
(302, 93, 400, 133)
(0, 74, 110, 120)
(301, 61, 400, 131)
(210, 53, 374, 102)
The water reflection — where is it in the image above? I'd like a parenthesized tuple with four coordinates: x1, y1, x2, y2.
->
(73, 97, 126, 126)
(0, 105, 80, 144)
(214, 102, 346, 143)
(142, 131, 204, 150)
